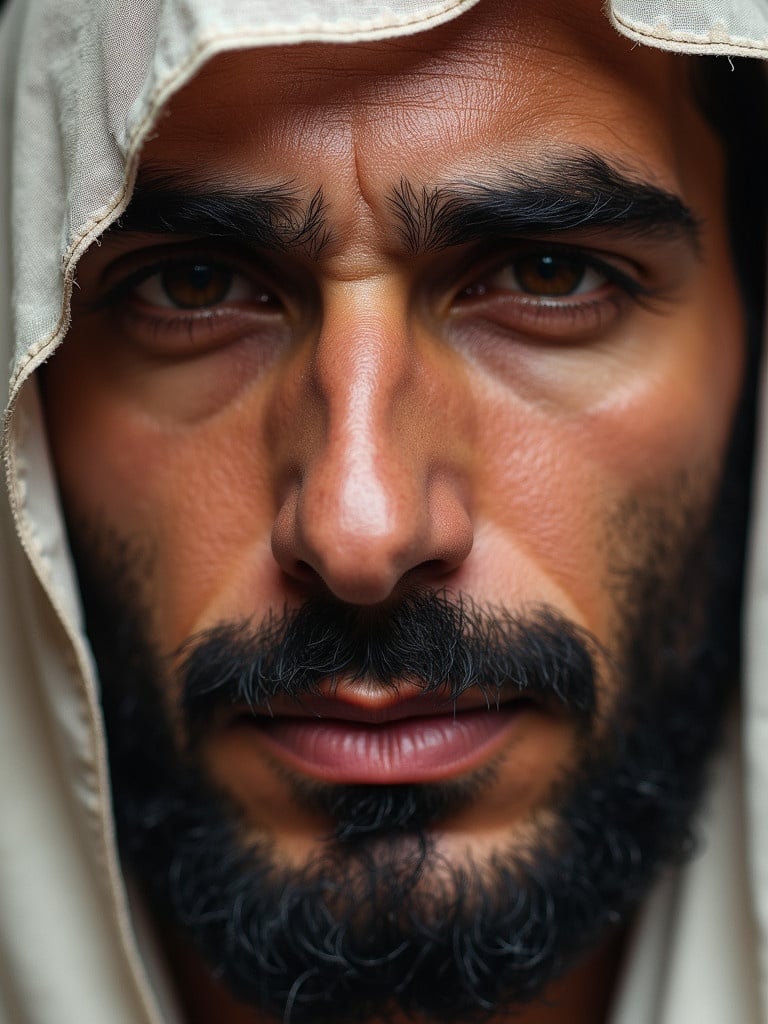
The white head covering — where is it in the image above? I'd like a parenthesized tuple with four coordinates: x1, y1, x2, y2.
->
(1, 1, 767, 1021)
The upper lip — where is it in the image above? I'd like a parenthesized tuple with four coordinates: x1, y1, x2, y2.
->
(233, 680, 531, 725)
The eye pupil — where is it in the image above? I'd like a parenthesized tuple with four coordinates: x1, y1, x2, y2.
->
(516, 254, 584, 296)
(162, 262, 232, 309)
(536, 256, 559, 280)
(188, 265, 214, 289)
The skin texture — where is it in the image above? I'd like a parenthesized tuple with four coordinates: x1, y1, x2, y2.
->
(41, 0, 745, 1020)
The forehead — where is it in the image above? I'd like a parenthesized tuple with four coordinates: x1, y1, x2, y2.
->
(141, 0, 708, 210)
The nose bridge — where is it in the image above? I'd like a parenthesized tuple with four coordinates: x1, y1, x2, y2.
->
(270, 285, 474, 603)
(314, 302, 411, 540)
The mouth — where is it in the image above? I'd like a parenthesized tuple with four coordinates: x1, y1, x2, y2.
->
(226, 687, 541, 784)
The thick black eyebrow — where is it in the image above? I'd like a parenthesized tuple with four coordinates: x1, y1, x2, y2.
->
(112, 169, 330, 257)
(389, 153, 700, 255)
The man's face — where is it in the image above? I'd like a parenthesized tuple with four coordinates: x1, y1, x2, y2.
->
(41, 0, 747, 1019)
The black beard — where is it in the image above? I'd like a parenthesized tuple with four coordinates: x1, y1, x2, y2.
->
(71, 458, 746, 1024)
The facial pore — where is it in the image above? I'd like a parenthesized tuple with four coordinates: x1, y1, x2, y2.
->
(71, 458, 743, 1023)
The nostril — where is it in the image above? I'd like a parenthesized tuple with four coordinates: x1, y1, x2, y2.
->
(272, 476, 474, 603)
(404, 558, 445, 580)
(399, 561, 466, 593)
(416, 559, 444, 573)
(294, 559, 321, 584)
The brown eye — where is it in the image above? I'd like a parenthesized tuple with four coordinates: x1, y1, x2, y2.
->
(460, 251, 607, 304)
(513, 254, 586, 296)
(161, 263, 234, 309)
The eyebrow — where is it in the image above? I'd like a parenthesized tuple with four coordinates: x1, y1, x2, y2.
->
(112, 169, 330, 257)
(389, 152, 700, 255)
(114, 152, 699, 261)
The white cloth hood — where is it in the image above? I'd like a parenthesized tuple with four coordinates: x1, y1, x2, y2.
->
(1, 1, 768, 1022)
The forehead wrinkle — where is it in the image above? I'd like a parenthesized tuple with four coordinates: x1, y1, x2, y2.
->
(133, 4, 702, 269)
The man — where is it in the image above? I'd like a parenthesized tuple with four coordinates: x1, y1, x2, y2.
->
(1, 0, 767, 1021)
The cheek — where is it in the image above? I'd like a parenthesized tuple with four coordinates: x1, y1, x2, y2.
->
(123, 431, 283, 647)
(591, 294, 745, 488)
(466, 283, 745, 636)
(43, 349, 281, 648)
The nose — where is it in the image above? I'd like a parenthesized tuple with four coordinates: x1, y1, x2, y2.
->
(269, 292, 474, 605)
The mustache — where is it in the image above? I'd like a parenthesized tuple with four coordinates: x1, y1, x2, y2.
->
(178, 592, 600, 733)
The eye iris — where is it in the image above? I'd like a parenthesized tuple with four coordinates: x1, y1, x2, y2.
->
(515, 254, 585, 297)
(162, 263, 232, 309)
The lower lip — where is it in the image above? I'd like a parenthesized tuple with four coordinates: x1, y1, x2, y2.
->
(240, 707, 525, 784)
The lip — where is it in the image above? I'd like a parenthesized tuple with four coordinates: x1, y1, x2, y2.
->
(234, 675, 528, 721)
(249, 686, 512, 723)
(228, 692, 535, 784)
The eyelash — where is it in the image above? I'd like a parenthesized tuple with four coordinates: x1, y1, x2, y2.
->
(468, 245, 644, 296)
(101, 258, 268, 306)
(93, 242, 651, 355)
(447, 244, 652, 339)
